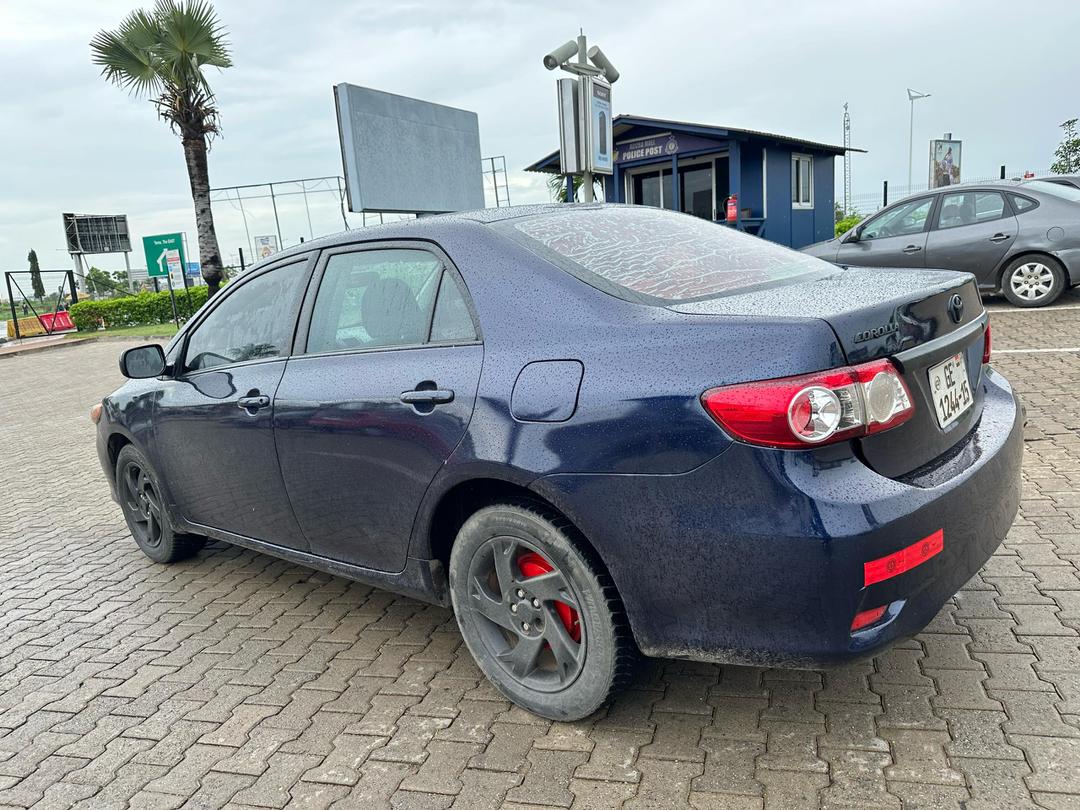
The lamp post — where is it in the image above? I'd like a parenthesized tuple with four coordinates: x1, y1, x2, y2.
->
(907, 88, 931, 189)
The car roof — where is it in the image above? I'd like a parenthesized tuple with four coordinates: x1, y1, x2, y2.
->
(248, 203, 609, 270)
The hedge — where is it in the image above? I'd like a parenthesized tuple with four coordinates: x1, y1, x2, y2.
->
(70, 286, 210, 332)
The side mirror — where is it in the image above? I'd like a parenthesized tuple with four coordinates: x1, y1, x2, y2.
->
(842, 227, 861, 244)
(119, 344, 166, 379)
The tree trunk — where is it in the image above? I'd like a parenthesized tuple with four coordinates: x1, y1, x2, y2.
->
(182, 135, 225, 296)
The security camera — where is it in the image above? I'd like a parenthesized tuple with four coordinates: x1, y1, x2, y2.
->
(587, 45, 619, 83)
(543, 40, 579, 70)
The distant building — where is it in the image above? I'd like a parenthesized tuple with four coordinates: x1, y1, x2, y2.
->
(527, 114, 860, 249)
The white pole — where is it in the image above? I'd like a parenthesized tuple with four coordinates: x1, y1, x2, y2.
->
(578, 32, 593, 204)
(908, 98, 914, 189)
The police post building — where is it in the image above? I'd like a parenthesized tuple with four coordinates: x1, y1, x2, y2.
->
(528, 114, 850, 249)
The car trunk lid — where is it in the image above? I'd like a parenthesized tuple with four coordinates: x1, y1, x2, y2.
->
(670, 266, 988, 478)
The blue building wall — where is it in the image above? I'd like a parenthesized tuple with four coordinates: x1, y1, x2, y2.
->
(599, 133, 835, 249)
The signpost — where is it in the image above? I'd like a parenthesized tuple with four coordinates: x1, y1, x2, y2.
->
(142, 232, 185, 328)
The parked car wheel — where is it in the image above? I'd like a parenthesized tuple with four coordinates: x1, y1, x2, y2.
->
(449, 502, 634, 720)
(115, 445, 205, 563)
(1001, 255, 1065, 307)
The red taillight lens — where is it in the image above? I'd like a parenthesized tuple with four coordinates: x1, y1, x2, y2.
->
(982, 323, 991, 365)
(851, 605, 889, 632)
(701, 359, 914, 449)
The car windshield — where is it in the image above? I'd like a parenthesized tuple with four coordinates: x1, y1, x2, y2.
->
(1024, 180, 1080, 202)
(502, 206, 832, 303)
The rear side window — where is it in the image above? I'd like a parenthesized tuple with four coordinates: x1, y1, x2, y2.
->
(504, 207, 830, 303)
(937, 191, 1005, 229)
(1009, 194, 1038, 213)
(305, 248, 477, 354)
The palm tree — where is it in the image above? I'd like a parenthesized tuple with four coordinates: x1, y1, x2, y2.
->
(91, 1, 231, 295)
(547, 173, 604, 203)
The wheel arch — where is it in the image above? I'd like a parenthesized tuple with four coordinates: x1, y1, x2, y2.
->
(417, 474, 619, 600)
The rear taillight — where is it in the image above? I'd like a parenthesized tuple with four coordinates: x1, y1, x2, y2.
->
(982, 323, 991, 365)
(701, 359, 914, 449)
(851, 605, 889, 632)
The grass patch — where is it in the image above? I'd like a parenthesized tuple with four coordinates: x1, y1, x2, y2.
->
(68, 322, 180, 340)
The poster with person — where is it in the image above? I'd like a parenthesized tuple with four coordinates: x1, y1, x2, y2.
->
(929, 140, 962, 188)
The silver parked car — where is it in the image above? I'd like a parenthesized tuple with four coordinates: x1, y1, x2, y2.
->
(803, 180, 1080, 307)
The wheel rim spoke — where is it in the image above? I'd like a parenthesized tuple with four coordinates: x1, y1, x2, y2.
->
(497, 634, 544, 679)
(523, 569, 576, 608)
(542, 609, 583, 682)
(469, 576, 517, 632)
(491, 539, 518, 595)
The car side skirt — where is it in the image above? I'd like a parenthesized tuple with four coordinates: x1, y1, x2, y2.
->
(178, 520, 450, 607)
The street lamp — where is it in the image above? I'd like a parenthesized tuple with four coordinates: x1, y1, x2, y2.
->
(907, 88, 931, 189)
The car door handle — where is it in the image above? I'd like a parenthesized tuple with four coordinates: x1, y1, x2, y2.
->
(400, 389, 455, 405)
(989, 233, 1011, 243)
(902, 244, 923, 254)
(237, 395, 270, 411)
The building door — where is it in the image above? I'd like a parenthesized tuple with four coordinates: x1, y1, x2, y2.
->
(680, 163, 714, 220)
(629, 169, 673, 208)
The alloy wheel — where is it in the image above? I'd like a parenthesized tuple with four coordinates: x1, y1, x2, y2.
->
(121, 462, 164, 549)
(1009, 262, 1054, 302)
(465, 535, 585, 692)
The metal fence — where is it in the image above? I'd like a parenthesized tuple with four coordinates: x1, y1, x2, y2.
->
(846, 168, 1051, 216)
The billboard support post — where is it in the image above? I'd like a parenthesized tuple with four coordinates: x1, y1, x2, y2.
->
(165, 274, 179, 329)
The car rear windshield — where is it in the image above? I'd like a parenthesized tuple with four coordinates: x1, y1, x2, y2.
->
(1024, 180, 1080, 202)
(502, 206, 832, 303)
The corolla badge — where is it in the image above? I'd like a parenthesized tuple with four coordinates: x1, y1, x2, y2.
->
(854, 321, 899, 344)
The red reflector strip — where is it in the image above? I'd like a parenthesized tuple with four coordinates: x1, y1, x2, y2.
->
(851, 604, 889, 632)
(863, 529, 944, 587)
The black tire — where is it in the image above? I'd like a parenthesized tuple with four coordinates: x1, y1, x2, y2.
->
(115, 444, 205, 563)
(1000, 255, 1066, 307)
(448, 501, 634, 721)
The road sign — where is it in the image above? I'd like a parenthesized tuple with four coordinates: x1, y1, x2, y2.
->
(142, 233, 186, 278)
(186, 261, 201, 277)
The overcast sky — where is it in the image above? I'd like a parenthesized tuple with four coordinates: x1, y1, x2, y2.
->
(2, 0, 1078, 275)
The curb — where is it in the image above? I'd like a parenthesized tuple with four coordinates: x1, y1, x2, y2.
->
(0, 336, 99, 360)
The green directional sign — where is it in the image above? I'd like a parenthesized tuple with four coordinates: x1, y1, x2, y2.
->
(142, 232, 186, 278)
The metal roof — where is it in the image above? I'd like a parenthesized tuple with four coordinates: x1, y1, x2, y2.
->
(526, 114, 865, 173)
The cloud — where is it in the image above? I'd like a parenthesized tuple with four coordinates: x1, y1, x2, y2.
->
(2, 0, 1078, 273)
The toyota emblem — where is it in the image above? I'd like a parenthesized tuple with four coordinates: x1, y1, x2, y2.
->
(948, 294, 964, 324)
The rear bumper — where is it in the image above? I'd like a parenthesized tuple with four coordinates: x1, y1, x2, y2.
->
(534, 367, 1023, 667)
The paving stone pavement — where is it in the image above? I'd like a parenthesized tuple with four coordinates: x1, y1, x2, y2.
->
(0, 305, 1078, 809)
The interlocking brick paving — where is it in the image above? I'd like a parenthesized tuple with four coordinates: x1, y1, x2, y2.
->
(1, 305, 1078, 808)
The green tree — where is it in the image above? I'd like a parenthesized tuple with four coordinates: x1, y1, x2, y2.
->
(90, 1, 231, 295)
(1051, 118, 1080, 174)
(27, 249, 46, 300)
(85, 266, 128, 298)
(547, 173, 605, 203)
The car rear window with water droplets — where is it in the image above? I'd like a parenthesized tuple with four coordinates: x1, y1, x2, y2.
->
(507, 206, 830, 303)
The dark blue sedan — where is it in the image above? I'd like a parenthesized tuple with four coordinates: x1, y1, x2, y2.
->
(94, 204, 1023, 720)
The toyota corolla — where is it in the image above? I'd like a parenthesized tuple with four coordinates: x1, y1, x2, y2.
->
(94, 204, 1023, 720)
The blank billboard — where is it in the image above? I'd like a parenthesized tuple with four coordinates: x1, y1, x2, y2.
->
(334, 84, 485, 214)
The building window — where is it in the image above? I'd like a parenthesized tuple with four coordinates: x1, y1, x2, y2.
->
(791, 154, 813, 209)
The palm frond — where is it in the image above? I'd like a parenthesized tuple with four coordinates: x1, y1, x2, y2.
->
(90, 0, 231, 138)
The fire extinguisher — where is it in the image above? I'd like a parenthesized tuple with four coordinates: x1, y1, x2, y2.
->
(725, 194, 738, 223)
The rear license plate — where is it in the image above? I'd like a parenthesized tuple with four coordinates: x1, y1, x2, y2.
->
(928, 353, 972, 429)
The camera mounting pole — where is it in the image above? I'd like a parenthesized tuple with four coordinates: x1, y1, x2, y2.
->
(543, 31, 618, 204)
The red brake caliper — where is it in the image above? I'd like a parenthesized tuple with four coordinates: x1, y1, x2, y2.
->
(517, 552, 581, 642)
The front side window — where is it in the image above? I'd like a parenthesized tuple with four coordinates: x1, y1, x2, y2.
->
(791, 154, 813, 209)
(860, 197, 933, 240)
(937, 191, 1005, 229)
(306, 249, 475, 354)
(183, 262, 307, 372)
